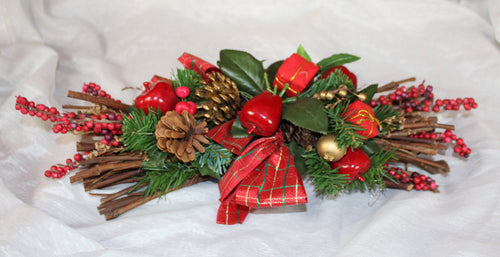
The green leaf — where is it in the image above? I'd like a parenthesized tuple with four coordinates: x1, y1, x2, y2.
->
(317, 53, 360, 74)
(219, 49, 266, 97)
(296, 45, 312, 62)
(288, 141, 307, 175)
(265, 60, 284, 87)
(358, 84, 378, 104)
(230, 117, 252, 138)
(282, 97, 328, 134)
(360, 139, 381, 157)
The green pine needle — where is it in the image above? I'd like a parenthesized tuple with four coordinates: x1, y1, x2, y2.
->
(192, 142, 234, 179)
(373, 104, 400, 134)
(170, 68, 204, 102)
(121, 107, 162, 154)
(326, 101, 366, 150)
(303, 150, 349, 196)
(136, 150, 197, 198)
(299, 69, 355, 98)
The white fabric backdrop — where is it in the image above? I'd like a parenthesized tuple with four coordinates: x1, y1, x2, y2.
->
(1, 0, 499, 256)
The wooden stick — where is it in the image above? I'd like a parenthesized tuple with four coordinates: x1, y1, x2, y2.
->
(101, 175, 208, 220)
(377, 77, 416, 93)
(85, 169, 143, 191)
(67, 90, 131, 111)
(62, 104, 94, 109)
(70, 160, 142, 183)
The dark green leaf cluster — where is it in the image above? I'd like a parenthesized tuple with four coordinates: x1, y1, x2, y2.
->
(122, 107, 162, 154)
(317, 53, 360, 74)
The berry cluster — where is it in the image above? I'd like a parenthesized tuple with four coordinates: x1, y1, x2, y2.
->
(370, 83, 477, 113)
(82, 82, 123, 104)
(408, 131, 438, 140)
(431, 97, 477, 112)
(386, 166, 438, 191)
(174, 86, 197, 115)
(441, 129, 471, 158)
(44, 153, 83, 179)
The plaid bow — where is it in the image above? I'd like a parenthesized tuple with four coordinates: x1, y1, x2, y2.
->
(215, 131, 308, 225)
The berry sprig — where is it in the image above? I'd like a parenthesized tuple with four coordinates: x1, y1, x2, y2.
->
(82, 82, 123, 104)
(386, 166, 438, 192)
(44, 153, 83, 179)
(440, 129, 472, 158)
(370, 83, 478, 113)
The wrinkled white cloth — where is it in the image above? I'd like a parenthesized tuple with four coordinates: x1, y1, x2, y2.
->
(1, 0, 499, 256)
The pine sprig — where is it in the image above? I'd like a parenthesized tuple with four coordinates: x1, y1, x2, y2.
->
(122, 107, 162, 154)
(345, 148, 396, 192)
(137, 150, 197, 198)
(373, 104, 400, 134)
(326, 101, 366, 149)
(170, 68, 204, 102)
(299, 70, 355, 99)
(192, 141, 234, 179)
(303, 150, 349, 196)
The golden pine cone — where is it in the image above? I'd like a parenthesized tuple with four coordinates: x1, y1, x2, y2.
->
(195, 72, 241, 125)
(155, 110, 209, 162)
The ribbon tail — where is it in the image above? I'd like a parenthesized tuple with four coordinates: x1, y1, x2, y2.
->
(217, 201, 250, 225)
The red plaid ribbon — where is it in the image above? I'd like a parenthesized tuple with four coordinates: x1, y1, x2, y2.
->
(178, 52, 221, 82)
(217, 132, 308, 224)
(207, 120, 253, 155)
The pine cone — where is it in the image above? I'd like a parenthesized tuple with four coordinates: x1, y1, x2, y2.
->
(280, 121, 321, 149)
(195, 72, 241, 125)
(155, 110, 209, 162)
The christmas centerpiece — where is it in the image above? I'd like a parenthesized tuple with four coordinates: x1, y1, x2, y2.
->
(14, 46, 477, 224)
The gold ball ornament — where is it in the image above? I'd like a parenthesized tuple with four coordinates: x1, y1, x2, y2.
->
(336, 89, 348, 98)
(316, 134, 346, 162)
(357, 93, 367, 102)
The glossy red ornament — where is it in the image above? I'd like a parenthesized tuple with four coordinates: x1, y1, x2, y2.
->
(331, 148, 371, 183)
(321, 65, 357, 89)
(342, 100, 379, 139)
(134, 80, 178, 115)
(239, 91, 282, 136)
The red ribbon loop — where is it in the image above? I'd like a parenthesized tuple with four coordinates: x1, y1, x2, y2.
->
(178, 52, 221, 81)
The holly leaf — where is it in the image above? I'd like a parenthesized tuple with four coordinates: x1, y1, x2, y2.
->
(358, 84, 378, 103)
(317, 53, 360, 74)
(288, 140, 307, 175)
(296, 45, 312, 62)
(220, 49, 266, 97)
(282, 97, 328, 134)
(266, 60, 284, 86)
(230, 117, 252, 138)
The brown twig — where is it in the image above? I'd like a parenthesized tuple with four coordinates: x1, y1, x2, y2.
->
(376, 77, 416, 93)
(70, 160, 142, 183)
(67, 90, 131, 111)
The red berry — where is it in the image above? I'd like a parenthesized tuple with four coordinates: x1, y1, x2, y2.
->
(175, 86, 191, 99)
(175, 102, 191, 115)
(74, 153, 82, 161)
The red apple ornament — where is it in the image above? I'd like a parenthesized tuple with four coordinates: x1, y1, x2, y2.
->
(321, 66, 357, 89)
(135, 80, 178, 115)
(331, 148, 371, 183)
(239, 91, 282, 136)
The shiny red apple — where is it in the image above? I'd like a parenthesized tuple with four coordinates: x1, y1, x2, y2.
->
(239, 91, 282, 137)
(134, 80, 178, 115)
(331, 148, 371, 183)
